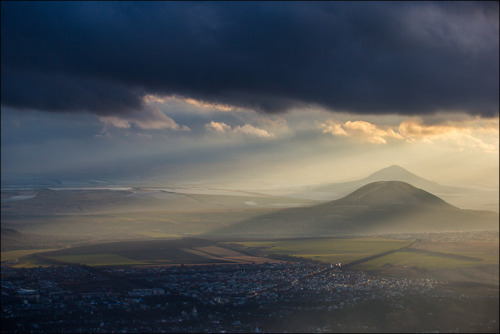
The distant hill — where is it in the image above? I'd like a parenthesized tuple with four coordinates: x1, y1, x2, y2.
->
(286, 165, 498, 212)
(1, 228, 30, 251)
(1, 228, 58, 252)
(332, 181, 454, 208)
(1, 187, 316, 216)
(362, 165, 444, 189)
(211, 181, 499, 237)
(1, 228, 95, 252)
(312, 165, 459, 195)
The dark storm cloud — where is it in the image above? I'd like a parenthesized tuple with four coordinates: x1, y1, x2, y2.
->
(1, 1, 498, 116)
(2, 67, 144, 114)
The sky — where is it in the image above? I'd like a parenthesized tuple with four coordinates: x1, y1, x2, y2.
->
(1, 1, 499, 190)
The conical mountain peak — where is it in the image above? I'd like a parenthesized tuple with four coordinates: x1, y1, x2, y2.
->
(311, 165, 443, 197)
(332, 181, 454, 208)
(362, 166, 439, 189)
(366, 165, 419, 180)
(213, 180, 498, 237)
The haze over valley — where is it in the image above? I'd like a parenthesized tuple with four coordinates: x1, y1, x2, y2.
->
(1, 2, 498, 333)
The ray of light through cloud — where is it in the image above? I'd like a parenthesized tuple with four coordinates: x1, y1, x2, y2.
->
(1, 1, 498, 193)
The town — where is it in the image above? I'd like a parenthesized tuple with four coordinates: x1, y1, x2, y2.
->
(2, 261, 497, 333)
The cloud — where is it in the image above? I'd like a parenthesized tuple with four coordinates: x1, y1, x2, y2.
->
(398, 118, 499, 138)
(99, 106, 189, 131)
(398, 119, 498, 152)
(233, 124, 275, 139)
(205, 121, 274, 139)
(183, 98, 237, 112)
(1, 2, 498, 117)
(145, 95, 240, 113)
(320, 120, 402, 144)
(205, 121, 232, 133)
(320, 117, 498, 152)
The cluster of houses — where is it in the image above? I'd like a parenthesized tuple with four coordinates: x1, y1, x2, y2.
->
(0, 262, 453, 333)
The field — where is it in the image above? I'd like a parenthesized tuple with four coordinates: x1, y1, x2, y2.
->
(9, 255, 63, 268)
(355, 240, 498, 270)
(355, 250, 480, 270)
(2, 187, 498, 286)
(354, 239, 499, 286)
(229, 237, 413, 264)
(48, 254, 151, 266)
(3, 238, 282, 268)
(1, 249, 60, 262)
(3, 233, 498, 287)
(230, 236, 499, 286)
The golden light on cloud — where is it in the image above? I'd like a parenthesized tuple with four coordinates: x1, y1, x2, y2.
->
(234, 124, 275, 139)
(99, 106, 190, 131)
(320, 120, 402, 144)
(398, 119, 498, 153)
(142, 94, 168, 104)
(320, 117, 499, 153)
(143, 94, 238, 112)
(205, 121, 275, 139)
(205, 121, 232, 133)
(399, 120, 460, 138)
(184, 98, 235, 112)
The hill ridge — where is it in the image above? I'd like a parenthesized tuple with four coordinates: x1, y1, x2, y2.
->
(328, 181, 455, 209)
(212, 181, 498, 237)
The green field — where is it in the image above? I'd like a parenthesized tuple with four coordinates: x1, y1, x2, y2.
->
(354, 250, 480, 270)
(4, 235, 497, 282)
(354, 240, 499, 271)
(1, 248, 60, 262)
(50, 253, 150, 266)
(229, 237, 499, 285)
(4, 252, 152, 268)
(230, 237, 412, 264)
(10, 255, 63, 268)
(2, 238, 282, 268)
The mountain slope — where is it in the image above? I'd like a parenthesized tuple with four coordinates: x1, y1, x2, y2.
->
(284, 165, 498, 213)
(211, 181, 498, 237)
(332, 181, 453, 208)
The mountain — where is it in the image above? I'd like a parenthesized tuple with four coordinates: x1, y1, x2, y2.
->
(332, 181, 454, 208)
(212, 181, 498, 237)
(1, 228, 25, 246)
(363, 165, 442, 189)
(284, 165, 498, 212)
(1, 228, 53, 252)
(312, 165, 458, 195)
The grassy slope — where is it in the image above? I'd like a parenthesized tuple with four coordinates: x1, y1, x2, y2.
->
(1, 248, 60, 262)
(232, 236, 499, 285)
(1, 208, 282, 252)
(231, 237, 412, 264)
(354, 240, 499, 285)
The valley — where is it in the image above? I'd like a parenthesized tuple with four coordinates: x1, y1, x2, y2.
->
(3, 3, 498, 332)
(2, 166, 498, 333)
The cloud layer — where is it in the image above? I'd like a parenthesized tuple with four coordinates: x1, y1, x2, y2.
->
(99, 106, 189, 131)
(2, 2, 498, 117)
(320, 118, 498, 153)
(205, 121, 274, 139)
